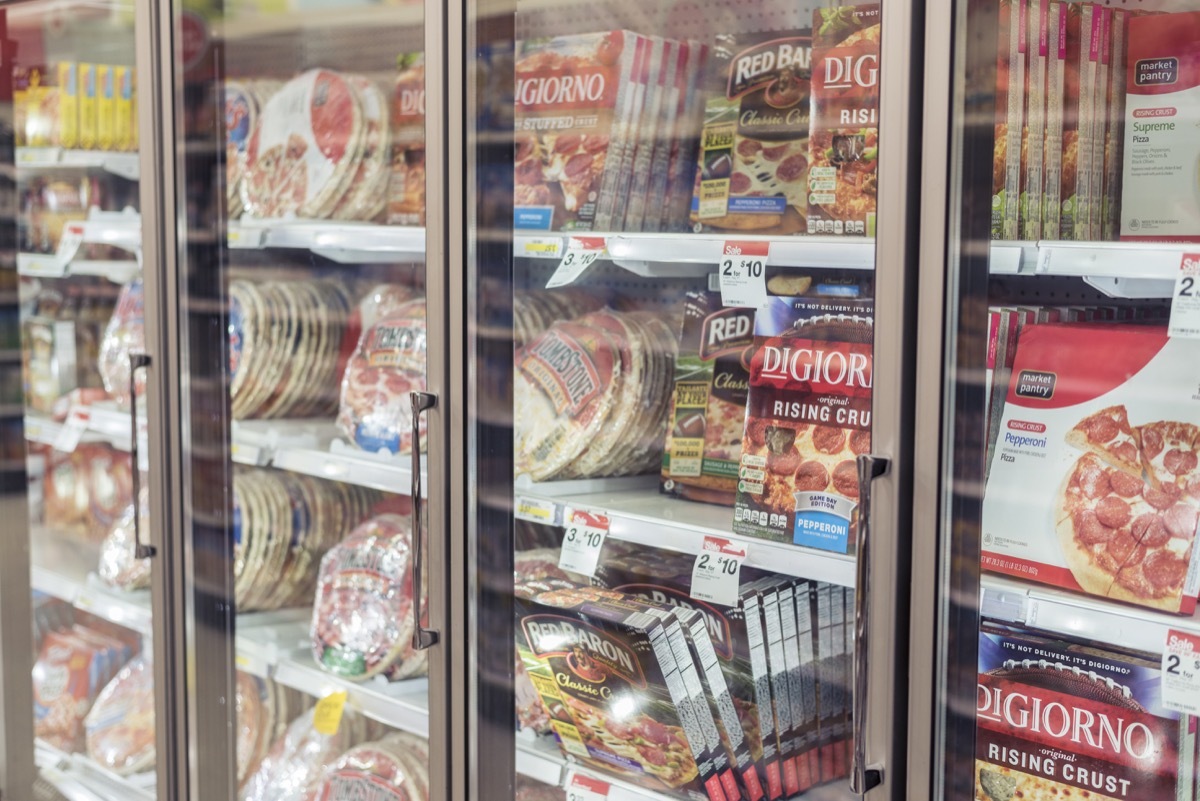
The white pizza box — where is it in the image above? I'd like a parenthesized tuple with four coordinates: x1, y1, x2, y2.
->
(982, 323, 1200, 615)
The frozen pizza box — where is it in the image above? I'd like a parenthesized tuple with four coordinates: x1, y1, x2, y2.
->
(976, 624, 1187, 801)
(1022, 0, 1048, 241)
(689, 30, 813, 235)
(1042, 2, 1066, 239)
(992, 0, 1024, 240)
(1101, 10, 1128, 242)
(733, 296, 875, 550)
(662, 41, 709, 233)
(808, 5, 881, 237)
(514, 31, 649, 232)
(982, 323, 1200, 613)
(513, 583, 723, 801)
(593, 542, 779, 799)
(387, 53, 427, 227)
(662, 291, 757, 506)
(1120, 11, 1200, 242)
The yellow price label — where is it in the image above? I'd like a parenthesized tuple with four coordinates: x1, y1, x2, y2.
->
(312, 690, 348, 735)
(515, 497, 557, 524)
(521, 238, 562, 257)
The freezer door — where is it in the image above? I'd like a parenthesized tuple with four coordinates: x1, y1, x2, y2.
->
(0, 1, 171, 798)
(925, 0, 1200, 798)
(457, 0, 925, 798)
(156, 0, 446, 798)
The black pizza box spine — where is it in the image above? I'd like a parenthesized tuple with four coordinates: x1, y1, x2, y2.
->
(662, 290, 755, 505)
(676, 605, 764, 801)
(593, 33, 654, 231)
(689, 29, 814, 236)
(636, 602, 730, 801)
(732, 296, 875, 549)
(662, 40, 709, 233)
(624, 37, 678, 233)
(813, 583, 838, 781)
(976, 624, 1184, 801)
(741, 581, 784, 800)
(793, 581, 822, 788)
(759, 581, 800, 795)
(778, 580, 816, 793)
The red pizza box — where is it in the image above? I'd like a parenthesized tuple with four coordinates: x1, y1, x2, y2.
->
(733, 296, 875, 550)
(1120, 11, 1200, 242)
(643, 41, 690, 233)
(598, 35, 664, 231)
(759, 583, 799, 794)
(690, 30, 813, 236)
(622, 37, 676, 232)
(808, 5, 881, 237)
(976, 624, 1187, 800)
(514, 583, 725, 801)
(663, 41, 708, 233)
(514, 31, 649, 232)
(1087, 7, 1113, 240)
(1075, 4, 1103, 240)
(993, 0, 1021, 239)
(982, 323, 1200, 614)
(661, 291, 757, 507)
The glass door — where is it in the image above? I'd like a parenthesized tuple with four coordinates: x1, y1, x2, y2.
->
(159, 0, 441, 798)
(0, 1, 165, 798)
(932, 0, 1200, 797)
(461, 0, 923, 798)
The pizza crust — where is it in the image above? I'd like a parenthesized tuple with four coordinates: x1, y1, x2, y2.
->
(975, 760, 1119, 801)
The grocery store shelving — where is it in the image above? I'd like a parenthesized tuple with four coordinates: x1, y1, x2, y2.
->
(515, 479, 857, 588)
(16, 147, 140, 181)
(36, 740, 154, 801)
(228, 219, 426, 263)
(980, 574, 1200, 656)
(989, 239, 1182, 297)
(514, 232, 876, 277)
(272, 654, 429, 737)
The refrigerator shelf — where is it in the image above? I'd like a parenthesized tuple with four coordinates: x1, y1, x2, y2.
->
(271, 654, 430, 738)
(16, 255, 140, 283)
(16, 147, 140, 181)
(515, 485, 857, 587)
(36, 741, 154, 801)
(990, 240, 1183, 297)
(515, 232, 876, 277)
(980, 574, 1199, 656)
(228, 219, 426, 263)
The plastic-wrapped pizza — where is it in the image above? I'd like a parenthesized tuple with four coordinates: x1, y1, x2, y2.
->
(313, 732, 429, 801)
(84, 655, 155, 775)
(240, 706, 366, 801)
(98, 486, 151, 591)
(98, 280, 145, 411)
(311, 514, 426, 682)
(241, 70, 365, 219)
(337, 300, 426, 455)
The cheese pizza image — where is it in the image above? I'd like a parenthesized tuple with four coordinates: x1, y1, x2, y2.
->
(983, 323, 1200, 613)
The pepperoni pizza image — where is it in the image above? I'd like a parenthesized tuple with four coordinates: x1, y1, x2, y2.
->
(1057, 407, 1200, 611)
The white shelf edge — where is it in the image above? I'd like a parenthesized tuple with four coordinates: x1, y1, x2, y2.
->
(980, 574, 1195, 656)
(990, 239, 1184, 296)
(271, 655, 430, 738)
(516, 738, 688, 801)
(515, 486, 857, 588)
(230, 220, 426, 263)
(16, 147, 139, 181)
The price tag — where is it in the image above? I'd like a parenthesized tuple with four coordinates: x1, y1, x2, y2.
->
(515, 496, 559, 525)
(53, 406, 90, 452)
(55, 222, 85, 267)
(227, 224, 265, 249)
(546, 237, 605, 288)
(520, 237, 563, 259)
(558, 508, 609, 577)
(312, 690, 349, 735)
(565, 772, 610, 801)
(1162, 629, 1200, 714)
(690, 536, 747, 607)
(1169, 253, 1200, 339)
(718, 240, 769, 308)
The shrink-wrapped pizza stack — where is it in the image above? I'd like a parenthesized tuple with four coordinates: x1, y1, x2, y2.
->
(98, 485, 151, 591)
(240, 704, 370, 801)
(514, 309, 677, 481)
(236, 671, 312, 790)
(97, 280, 146, 411)
(310, 513, 427, 682)
(312, 732, 430, 801)
(84, 654, 155, 775)
(230, 278, 353, 420)
(44, 443, 133, 543)
(234, 467, 381, 612)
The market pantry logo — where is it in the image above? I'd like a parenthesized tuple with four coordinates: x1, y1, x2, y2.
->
(1135, 57, 1178, 87)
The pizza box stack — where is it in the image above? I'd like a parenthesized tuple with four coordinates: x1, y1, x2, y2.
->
(733, 297, 874, 551)
(990, 0, 1133, 242)
(593, 541, 852, 798)
(513, 581, 728, 801)
(690, 30, 813, 236)
(807, 5, 882, 237)
(975, 623, 1190, 801)
(662, 291, 757, 506)
(982, 323, 1200, 614)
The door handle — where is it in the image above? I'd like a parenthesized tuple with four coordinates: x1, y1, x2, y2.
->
(850, 453, 889, 795)
(409, 390, 439, 650)
(128, 353, 155, 559)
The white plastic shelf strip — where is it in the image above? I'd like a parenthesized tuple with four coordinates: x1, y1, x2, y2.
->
(980, 574, 1197, 656)
(228, 220, 426, 263)
(515, 480, 857, 587)
(16, 147, 140, 181)
(989, 240, 1182, 297)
